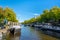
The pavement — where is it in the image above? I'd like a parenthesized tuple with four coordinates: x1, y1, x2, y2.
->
(0, 29, 7, 33)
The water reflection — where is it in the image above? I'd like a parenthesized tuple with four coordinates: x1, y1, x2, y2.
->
(41, 30, 60, 38)
(6, 32, 21, 40)
(2, 25, 60, 40)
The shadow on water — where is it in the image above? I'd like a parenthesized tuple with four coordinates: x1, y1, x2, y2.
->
(20, 25, 60, 40)
(35, 27, 60, 39)
(41, 30, 60, 38)
(5, 31, 21, 40)
(32, 28, 60, 40)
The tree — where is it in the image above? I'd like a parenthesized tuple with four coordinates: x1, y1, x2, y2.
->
(22, 6, 60, 25)
(4, 7, 18, 22)
(0, 7, 18, 23)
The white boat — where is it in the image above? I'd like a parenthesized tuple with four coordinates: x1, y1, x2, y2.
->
(12, 25, 21, 34)
(8, 22, 21, 34)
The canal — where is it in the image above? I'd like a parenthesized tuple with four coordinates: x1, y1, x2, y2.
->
(2, 25, 60, 40)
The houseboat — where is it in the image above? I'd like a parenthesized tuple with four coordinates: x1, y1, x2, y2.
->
(8, 22, 21, 35)
(41, 23, 60, 33)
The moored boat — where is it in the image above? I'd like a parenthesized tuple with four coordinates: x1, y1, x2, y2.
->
(8, 22, 21, 35)
(41, 23, 60, 33)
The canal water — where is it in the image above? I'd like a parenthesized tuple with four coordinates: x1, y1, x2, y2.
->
(2, 25, 60, 40)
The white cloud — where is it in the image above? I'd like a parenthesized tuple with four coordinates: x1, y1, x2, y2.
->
(34, 13, 39, 16)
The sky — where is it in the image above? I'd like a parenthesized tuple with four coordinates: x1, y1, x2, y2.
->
(0, 0, 60, 22)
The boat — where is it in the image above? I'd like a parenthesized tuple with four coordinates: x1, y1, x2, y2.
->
(41, 23, 60, 33)
(8, 22, 21, 35)
(34, 24, 43, 28)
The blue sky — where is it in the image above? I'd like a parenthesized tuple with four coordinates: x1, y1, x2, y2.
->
(0, 0, 60, 22)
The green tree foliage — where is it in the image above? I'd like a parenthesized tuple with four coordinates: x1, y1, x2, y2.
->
(0, 7, 18, 22)
(22, 6, 60, 24)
